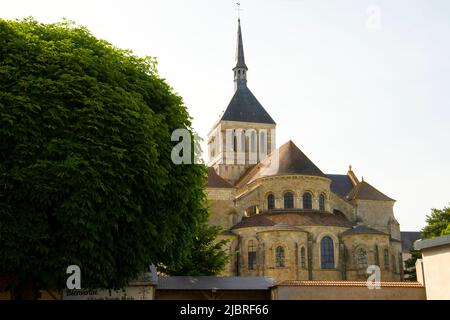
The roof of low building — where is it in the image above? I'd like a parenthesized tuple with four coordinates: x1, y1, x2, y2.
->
(157, 276, 275, 290)
(414, 234, 450, 251)
(206, 167, 233, 188)
(401, 231, 421, 252)
(347, 180, 395, 201)
(341, 225, 387, 236)
(231, 209, 352, 230)
(275, 280, 424, 288)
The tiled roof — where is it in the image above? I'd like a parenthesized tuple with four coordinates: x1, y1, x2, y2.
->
(341, 225, 387, 236)
(231, 210, 352, 230)
(206, 167, 233, 188)
(347, 180, 395, 201)
(275, 280, 424, 288)
(236, 140, 327, 188)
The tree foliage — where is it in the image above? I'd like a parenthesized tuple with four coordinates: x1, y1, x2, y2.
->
(161, 224, 229, 276)
(404, 205, 450, 281)
(0, 18, 226, 294)
(421, 205, 450, 239)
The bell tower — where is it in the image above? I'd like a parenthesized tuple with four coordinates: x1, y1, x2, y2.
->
(207, 18, 276, 184)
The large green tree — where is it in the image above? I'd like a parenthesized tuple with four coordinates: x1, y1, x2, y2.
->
(420, 205, 450, 239)
(0, 18, 225, 298)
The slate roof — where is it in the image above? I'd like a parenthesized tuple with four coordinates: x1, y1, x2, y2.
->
(347, 180, 395, 201)
(401, 231, 421, 252)
(231, 209, 352, 230)
(206, 167, 233, 188)
(327, 174, 355, 198)
(221, 85, 275, 124)
(157, 276, 275, 290)
(236, 140, 327, 187)
(341, 225, 387, 236)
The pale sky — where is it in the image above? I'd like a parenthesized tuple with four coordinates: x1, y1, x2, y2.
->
(2, 0, 450, 231)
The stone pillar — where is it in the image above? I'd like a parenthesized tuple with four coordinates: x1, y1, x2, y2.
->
(307, 235, 313, 280)
(339, 239, 347, 280)
(374, 245, 380, 266)
(294, 242, 299, 280)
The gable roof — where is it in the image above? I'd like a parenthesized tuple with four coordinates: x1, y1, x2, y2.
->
(236, 140, 327, 187)
(206, 167, 233, 188)
(221, 85, 276, 124)
(347, 180, 395, 201)
(327, 174, 355, 198)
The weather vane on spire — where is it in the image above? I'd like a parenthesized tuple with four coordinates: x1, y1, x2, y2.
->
(236, 2, 243, 20)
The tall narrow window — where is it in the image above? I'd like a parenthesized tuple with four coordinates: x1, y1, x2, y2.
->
(319, 194, 325, 211)
(303, 192, 312, 209)
(259, 131, 266, 157)
(248, 240, 257, 270)
(275, 246, 285, 268)
(300, 247, 306, 269)
(321, 236, 334, 269)
(233, 134, 237, 152)
(392, 255, 397, 273)
(267, 194, 275, 210)
(284, 192, 294, 209)
(384, 249, 389, 270)
(251, 131, 256, 152)
(356, 248, 368, 271)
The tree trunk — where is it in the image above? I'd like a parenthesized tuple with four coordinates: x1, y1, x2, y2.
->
(11, 275, 40, 300)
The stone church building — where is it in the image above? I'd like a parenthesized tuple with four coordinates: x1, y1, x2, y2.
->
(205, 19, 403, 282)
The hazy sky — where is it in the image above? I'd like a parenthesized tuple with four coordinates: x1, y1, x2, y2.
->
(3, 0, 450, 231)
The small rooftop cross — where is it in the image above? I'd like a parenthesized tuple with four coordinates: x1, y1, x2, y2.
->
(236, 2, 243, 19)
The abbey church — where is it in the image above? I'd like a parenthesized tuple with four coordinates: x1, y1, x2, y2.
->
(205, 19, 403, 282)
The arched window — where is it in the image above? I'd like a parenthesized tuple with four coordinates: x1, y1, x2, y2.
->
(384, 249, 389, 270)
(275, 246, 285, 268)
(392, 255, 397, 273)
(300, 247, 306, 269)
(248, 240, 257, 270)
(233, 134, 237, 152)
(356, 248, 368, 271)
(303, 192, 312, 209)
(319, 194, 325, 211)
(284, 192, 294, 209)
(267, 194, 275, 210)
(321, 236, 334, 269)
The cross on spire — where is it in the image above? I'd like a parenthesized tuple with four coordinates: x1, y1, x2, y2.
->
(236, 2, 243, 20)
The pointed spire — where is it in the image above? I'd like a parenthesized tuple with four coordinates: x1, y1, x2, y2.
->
(233, 19, 248, 91)
(235, 19, 248, 70)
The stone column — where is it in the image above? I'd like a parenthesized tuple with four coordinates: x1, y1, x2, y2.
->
(307, 235, 313, 280)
